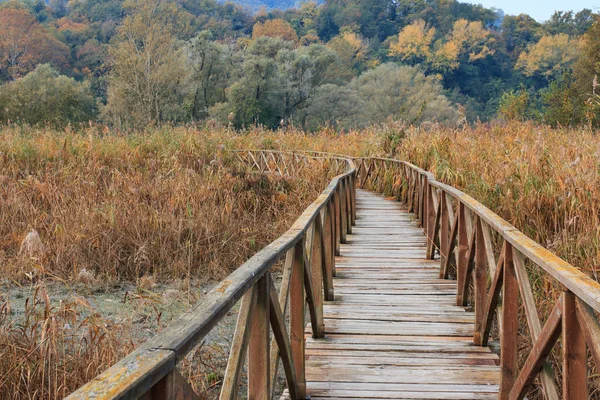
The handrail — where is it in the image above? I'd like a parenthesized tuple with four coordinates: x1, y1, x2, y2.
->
(66, 151, 356, 399)
(66, 150, 600, 400)
(355, 156, 600, 400)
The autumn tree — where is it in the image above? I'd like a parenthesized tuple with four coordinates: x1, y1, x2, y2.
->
(103, 0, 187, 127)
(389, 19, 494, 73)
(327, 31, 370, 81)
(516, 34, 582, 79)
(0, 3, 69, 81)
(389, 20, 435, 63)
(252, 19, 298, 42)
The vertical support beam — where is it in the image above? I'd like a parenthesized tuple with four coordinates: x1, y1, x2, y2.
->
(344, 178, 352, 234)
(350, 174, 356, 226)
(473, 217, 486, 346)
(439, 193, 449, 276)
(456, 202, 469, 306)
(248, 274, 270, 400)
(339, 183, 347, 244)
(425, 184, 435, 257)
(323, 204, 335, 298)
(333, 190, 341, 256)
(289, 240, 306, 399)
(500, 242, 518, 400)
(562, 290, 587, 399)
(311, 216, 326, 337)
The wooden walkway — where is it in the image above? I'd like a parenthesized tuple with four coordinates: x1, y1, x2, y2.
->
(282, 189, 500, 400)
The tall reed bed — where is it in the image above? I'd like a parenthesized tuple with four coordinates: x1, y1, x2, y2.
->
(0, 125, 382, 399)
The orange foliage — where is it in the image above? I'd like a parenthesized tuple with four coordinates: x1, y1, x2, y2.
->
(0, 7, 69, 79)
(252, 19, 298, 42)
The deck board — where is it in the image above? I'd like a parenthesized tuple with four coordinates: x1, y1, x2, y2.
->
(281, 189, 500, 399)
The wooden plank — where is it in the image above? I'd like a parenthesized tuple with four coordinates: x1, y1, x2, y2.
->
(562, 290, 587, 399)
(248, 274, 270, 399)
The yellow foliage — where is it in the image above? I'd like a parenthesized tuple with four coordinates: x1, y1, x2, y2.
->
(516, 34, 583, 77)
(252, 19, 298, 42)
(389, 19, 435, 61)
(448, 19, 495, 61)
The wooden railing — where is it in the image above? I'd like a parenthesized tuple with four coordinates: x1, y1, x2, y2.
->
(66, 151, 600, 400)
(66, 151, 356, 400)
(355, 157, 600, 400)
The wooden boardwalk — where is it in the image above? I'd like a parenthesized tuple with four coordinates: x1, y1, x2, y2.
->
(282, 189, 500, 400)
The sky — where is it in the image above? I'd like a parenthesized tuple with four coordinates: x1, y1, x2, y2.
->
(462, 0, 598, 22)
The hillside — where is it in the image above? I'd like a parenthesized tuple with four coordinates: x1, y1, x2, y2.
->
(0, 0, 598, 128)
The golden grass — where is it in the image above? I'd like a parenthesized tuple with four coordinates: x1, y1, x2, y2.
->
(6, 121, 600, 399)
(0, 124, 381, 399)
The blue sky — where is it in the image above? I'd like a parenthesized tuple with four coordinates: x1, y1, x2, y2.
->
(462, 0, 598, 21)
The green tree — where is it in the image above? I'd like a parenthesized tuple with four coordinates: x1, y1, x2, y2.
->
(0, 64, 96, 126)
(103, 0, 187, 127)
(302, 83, 363, 130)
(351, 63, 458, 125)
(186, 31, 236, 120)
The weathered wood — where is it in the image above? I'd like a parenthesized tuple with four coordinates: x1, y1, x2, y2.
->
(576, 297, 600, 368)
(290, 240, 307, 399)
(562, 290, 587, 399)
(500, 239, 519, 400)
(508, 295, 563, 400)
(220, 289, 257, 399)
(479, 242, 505, 346)
(512, 250, 559, 400)
(248, 274, 270, 400)
(268, 277, 300, 400)
(473, 217, 487, 346)
(269, 247, 295, 399)
(142, 368, 199, 400)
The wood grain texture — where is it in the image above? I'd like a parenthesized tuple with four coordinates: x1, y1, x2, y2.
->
(282, 190, 500, 400)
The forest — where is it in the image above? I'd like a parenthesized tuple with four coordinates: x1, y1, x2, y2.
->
(0, 0, 599, 129)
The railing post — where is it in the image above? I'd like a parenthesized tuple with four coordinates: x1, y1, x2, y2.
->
(324, 203, 335, 296)
(439, 193, 449, 275)
(333, 190, 341, 256)
(311, 218, 326, 337)
(350, 173, 356, 226)
(473, 218, 487, 346)
(344, 178, 352, 234)
(290, 240, 306, 399)
(425, 183, 436, 258)
(500, 242, 518, 400)
(248, 274, 270, 400)
(456, 202, 468, 306)
(563, 289, 587, 399)
(339, 183, 347, 244)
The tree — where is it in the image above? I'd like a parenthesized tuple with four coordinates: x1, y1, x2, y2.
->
(186, 31, 236, 120)
(103, 0, 187, 127)
(389, 20, 435, 63)
(351, 63, 458, 125)
(498, 86, 531, 121)
(516, 34, 582, 79)
(223, 36, 289, 128)
(327, 31, 370, 81)
(572, 14, 600, 126)
(0, 64, 96, 126)
(0, 4, 69, 81)
(252, 19, 298, 42)
(303, 84, 363, 130)
(277, 43, 337, 124)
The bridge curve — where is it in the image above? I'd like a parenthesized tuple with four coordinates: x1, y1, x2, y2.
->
(66, 150, 600, 400)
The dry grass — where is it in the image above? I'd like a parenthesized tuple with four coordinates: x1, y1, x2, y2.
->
(394, 121, 600, 397)
(8, 120, 600, 399)
(0, 124, 381, 399)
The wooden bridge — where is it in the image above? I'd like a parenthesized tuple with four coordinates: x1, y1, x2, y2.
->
(67, 151, 600, 400)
